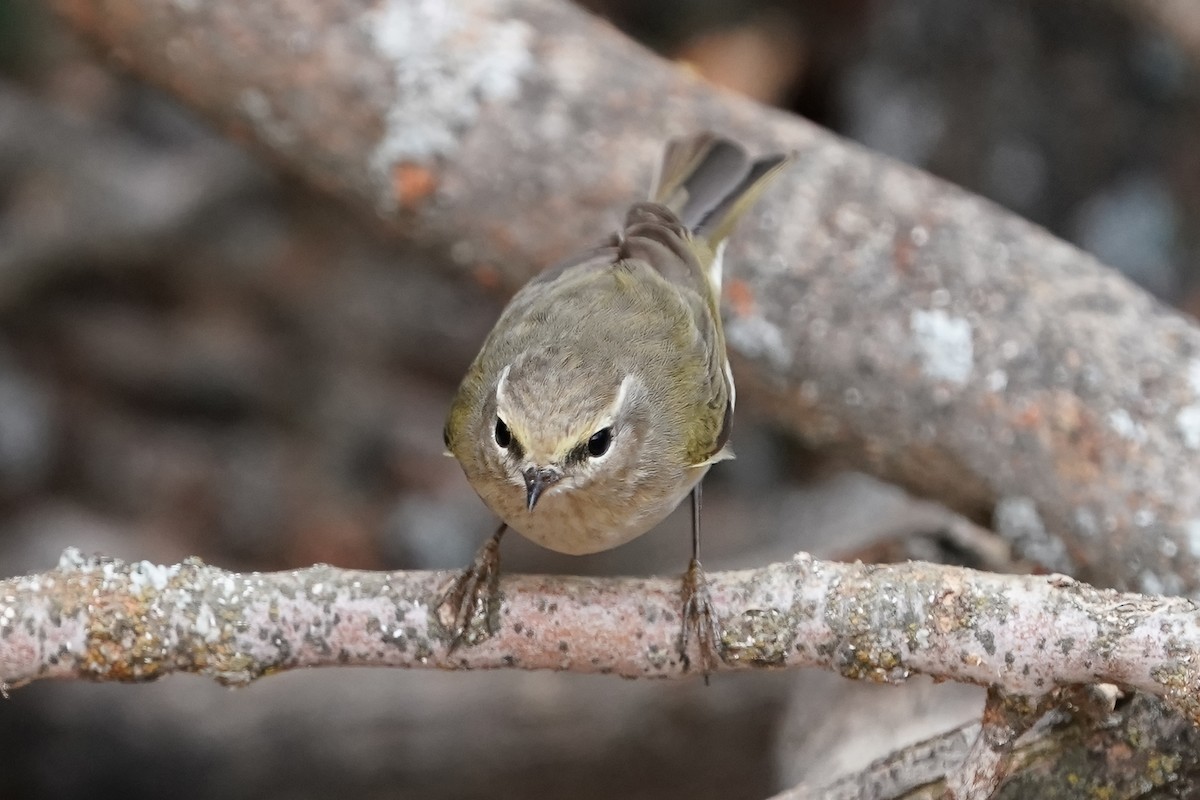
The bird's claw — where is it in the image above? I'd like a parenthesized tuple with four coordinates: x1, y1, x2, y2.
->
(437, 529, 504, 651)
(679, 557, 726, 680)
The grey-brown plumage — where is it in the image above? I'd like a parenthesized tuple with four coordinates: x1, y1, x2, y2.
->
(440, 133, 789, 666)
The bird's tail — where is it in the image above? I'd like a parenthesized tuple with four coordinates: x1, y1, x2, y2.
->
(650, 132, 790, 249)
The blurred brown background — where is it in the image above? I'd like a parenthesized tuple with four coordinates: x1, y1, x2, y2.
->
(1, 0, 1197, 797)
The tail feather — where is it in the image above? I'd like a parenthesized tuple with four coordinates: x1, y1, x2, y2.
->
(651, 133, 790, 247)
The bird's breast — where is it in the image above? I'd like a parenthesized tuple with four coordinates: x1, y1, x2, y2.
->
(475, 468, 707, 555)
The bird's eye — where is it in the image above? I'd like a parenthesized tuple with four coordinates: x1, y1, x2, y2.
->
(494, 418, 512, 449)
(587, 427, 613, 458)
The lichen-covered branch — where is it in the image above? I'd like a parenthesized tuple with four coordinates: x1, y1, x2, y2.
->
(775, 693, 1200, 800)
(44, 0, 1200, 596)
(3, 550, 1199, 722)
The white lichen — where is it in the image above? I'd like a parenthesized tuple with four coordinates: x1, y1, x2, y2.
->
(1186, 519, 1200, 559)
(238, 89, 297, 149)
(194, 604, 220, 642)
(1139, 570, 1164, 596)
(725, 315, 793, 373)
(1176, 405, 1200, 450)
(365, 0, 534, 198)
(1133, 507, 1157, 527)
(1107, 408, 1146, 443)
(1177, 358, 1200, 450)
(57, 547, 86, 571)
(1188, 359, 1200, 394)
(1074, 507, 1099, 540)
(910, 309, 973, 386)
(994, 496, 1073, 573)
(129, 561, 172, 593)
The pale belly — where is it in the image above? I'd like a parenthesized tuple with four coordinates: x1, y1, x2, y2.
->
(475, 467, 708, 555)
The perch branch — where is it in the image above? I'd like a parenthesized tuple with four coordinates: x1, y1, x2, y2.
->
(3, 550, 1200, 722)
(44, 0, 1200, 595)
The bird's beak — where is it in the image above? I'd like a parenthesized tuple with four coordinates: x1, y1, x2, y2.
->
(523, 467, 561, 511)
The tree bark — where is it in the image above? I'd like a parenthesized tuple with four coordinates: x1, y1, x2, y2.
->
(3, 549, 1199, 720)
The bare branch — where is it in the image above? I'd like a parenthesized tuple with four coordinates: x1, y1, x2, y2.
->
(43, 0, 1200, 595)
(775, 693, 1200, 799)
(1121, 0, 1200, 64)
(1, 550, 1198, 723)
(944, 687, 1047, 799)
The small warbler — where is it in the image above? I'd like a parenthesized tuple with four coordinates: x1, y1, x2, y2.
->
(440, 132, 789, 671)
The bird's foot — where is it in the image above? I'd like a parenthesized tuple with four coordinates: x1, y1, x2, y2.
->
(437, 527, 505, 650)
(679, 557, 726, 680)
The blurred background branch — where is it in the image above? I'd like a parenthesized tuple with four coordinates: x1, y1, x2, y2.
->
(5, 0, 1200, 797)
(777, 692, 1200, 800)
(37, 0, 1200, 599)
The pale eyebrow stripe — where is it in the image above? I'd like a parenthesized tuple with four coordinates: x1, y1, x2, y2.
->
(587, 374, 636, 440)
(613, 374, 633, 414)
(495, 364, 512, 408)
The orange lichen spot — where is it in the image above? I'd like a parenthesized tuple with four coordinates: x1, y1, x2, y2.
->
(892, 233, 916, 275)
(488, 224, 518, 254)
(1015, 403, 1042, 429)
(674, 16, 806, 106)
(392, 162, 438, 210)
(473, 263, 502, 291)
(725, 278, 755, 317)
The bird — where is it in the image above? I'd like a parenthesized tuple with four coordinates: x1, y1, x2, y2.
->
(440, 132, 789, 672)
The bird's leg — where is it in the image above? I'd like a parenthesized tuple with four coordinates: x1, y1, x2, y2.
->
(679, 483, 725, 679)
(437, 523, 507, 650)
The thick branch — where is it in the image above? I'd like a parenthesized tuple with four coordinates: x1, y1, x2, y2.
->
(3, 550, 1199, 723)
(44, 0, 1200, 594)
